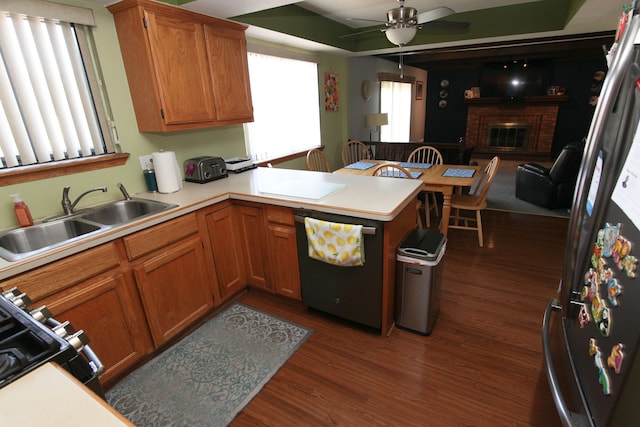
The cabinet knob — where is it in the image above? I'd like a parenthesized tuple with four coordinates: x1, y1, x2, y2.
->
(334, 298, 341, 305)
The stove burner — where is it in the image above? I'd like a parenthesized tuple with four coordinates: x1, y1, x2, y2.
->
(0, 349, 27, 382)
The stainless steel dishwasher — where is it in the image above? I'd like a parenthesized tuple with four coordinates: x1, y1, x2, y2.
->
(294, 209, 383, 329)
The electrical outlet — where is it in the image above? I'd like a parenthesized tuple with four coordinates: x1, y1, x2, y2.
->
(139, 155, 153, 170)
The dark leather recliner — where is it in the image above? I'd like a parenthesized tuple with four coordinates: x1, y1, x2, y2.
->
(515, 143, 583, 209)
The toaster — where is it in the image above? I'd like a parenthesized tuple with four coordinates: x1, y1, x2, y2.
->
(184, 156, 228, 183)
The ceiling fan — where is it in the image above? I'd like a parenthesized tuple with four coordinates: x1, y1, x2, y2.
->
(343, 1, 470, 47)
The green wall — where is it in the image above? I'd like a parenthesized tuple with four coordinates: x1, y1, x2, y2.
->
(0, 0, 349, 230)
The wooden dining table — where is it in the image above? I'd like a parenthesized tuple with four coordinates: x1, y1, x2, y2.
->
(334, 159, 481, 235)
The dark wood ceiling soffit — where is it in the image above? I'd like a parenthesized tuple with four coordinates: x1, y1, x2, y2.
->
(382, 31, 614, 70)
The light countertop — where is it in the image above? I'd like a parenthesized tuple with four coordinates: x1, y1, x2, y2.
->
(0, 363, 133, 426)
(0, 167, 421, 279)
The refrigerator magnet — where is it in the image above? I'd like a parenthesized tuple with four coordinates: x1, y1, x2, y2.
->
(606, 277, 622, 306)
(589, 339, 612, 395)
(591, 295, 611, 337)
(607, 343, 624, 374)
(620, 255, 637, 278)
(583, 268, 598, 301)
(612, 236, 631, 269)
(578, 304, 591, 328)
(602, 223, 620, 257)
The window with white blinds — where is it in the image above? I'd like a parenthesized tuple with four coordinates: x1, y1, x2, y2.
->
(0, 8, 115, 169)
(244, 50, 321, 162)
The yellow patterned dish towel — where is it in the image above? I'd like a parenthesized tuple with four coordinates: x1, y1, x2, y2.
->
(304, 217, 365, 267)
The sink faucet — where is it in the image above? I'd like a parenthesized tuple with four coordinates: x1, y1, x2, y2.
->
(117, 183, 131, 200)
(61, 186, 107, 215)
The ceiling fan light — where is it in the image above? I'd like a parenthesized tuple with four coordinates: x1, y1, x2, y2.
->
(385, 27, 416, 46)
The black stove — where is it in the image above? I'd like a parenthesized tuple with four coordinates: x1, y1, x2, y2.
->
(0, 288, 104, 398)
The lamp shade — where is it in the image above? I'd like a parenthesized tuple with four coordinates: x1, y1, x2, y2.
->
(385, 26, 416, 46)
(365, 113, 389, 127)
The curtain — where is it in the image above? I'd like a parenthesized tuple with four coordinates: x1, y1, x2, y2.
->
(380, 81, 412, 142)
(244, 52, 321, 162)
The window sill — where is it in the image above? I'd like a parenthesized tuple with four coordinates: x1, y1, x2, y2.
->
(254, 146, 323, 167)
(0, 153, 130, 186)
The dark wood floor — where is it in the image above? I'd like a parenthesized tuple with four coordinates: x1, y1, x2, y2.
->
(232, 209, 568, 426)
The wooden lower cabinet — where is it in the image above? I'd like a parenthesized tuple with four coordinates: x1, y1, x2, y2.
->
(0, 242, 153, 387)
(131, 235, 213, 347)
(265, 206, 301, 300)
(236, 203, 270, 290)
(40, 271, 153, 388)
(201, 203, 245, 301)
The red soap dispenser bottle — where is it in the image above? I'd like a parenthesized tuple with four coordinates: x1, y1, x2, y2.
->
(11, 193, 34, 227)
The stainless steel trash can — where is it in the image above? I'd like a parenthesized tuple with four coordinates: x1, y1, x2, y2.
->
(395, 229, 446, 335)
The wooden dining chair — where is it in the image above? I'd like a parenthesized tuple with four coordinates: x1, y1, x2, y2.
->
(407, 146, 443, 228)
(342, 140, 371, 166)
(371, 163, 423, 229)
(306, 148, 331, 172)
(446, 156, 500, 247)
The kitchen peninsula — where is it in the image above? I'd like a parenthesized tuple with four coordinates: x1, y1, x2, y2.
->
(0, 167, 421, 386)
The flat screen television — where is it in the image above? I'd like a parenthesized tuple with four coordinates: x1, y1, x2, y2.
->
(480, 59, 552, 99)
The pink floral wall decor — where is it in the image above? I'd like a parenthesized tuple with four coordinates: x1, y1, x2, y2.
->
(324, 72, 339, 111)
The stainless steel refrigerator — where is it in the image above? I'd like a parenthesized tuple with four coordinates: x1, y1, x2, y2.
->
(543, 4, 640, 426)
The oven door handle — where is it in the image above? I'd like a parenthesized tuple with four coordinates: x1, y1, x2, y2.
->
(81, 344, 105, 376)
(294, 215, 377, 235)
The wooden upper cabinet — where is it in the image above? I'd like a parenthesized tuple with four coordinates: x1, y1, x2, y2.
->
(108, 0, 253, 132)
(145, 11, 216, 125)
(204, 25, 253, 122)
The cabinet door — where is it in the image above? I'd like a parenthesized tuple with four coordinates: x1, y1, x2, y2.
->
(204, 206, 245, 300)
(236, 205, 270, 290)
(267, 224, 301, 300)
(204, 25, 253, 122)
(41, 273, 153, 388)
(145, 10, 216, 125)
(132, 235, 213, 347)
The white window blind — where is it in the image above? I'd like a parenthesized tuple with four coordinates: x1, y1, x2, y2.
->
(0, 9, 114, 169)
(244, 51, 321, 162)
(380, 81, 412, 142)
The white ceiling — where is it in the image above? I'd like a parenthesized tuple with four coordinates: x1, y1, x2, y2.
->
(90, 0, 623, 55)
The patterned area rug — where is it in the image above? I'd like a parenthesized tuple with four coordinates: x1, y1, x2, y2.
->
(106, 302, 313, 426)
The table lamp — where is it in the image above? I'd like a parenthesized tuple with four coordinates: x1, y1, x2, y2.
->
(365, 113, 389, 142)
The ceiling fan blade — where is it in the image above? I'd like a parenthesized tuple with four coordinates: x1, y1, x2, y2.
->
(420, 20, 470, 30)
(339, 27, 385, 39)
(416, 6, 455, 24)
(346, 17, 386, 24)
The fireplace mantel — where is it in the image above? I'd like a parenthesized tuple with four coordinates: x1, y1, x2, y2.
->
(464, 96, 567, 157)
(464, 95, 568, 105)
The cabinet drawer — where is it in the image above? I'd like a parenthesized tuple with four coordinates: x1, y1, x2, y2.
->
(265, 205, 294, 226)
(1, 243, 120, 302)
(124, 213, 198, 260)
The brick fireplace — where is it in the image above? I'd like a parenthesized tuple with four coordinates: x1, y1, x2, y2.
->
(464, 96, 567, 157)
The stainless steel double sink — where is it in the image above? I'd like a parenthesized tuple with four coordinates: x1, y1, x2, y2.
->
(0, 198, 177, 262)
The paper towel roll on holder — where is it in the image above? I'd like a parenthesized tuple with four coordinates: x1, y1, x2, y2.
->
(152, 150, 183, 193)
